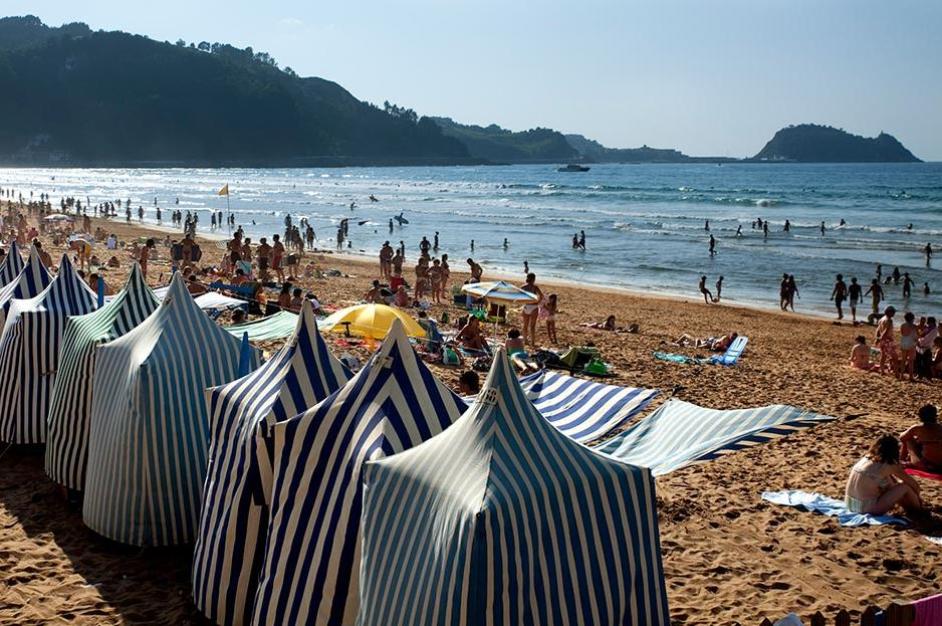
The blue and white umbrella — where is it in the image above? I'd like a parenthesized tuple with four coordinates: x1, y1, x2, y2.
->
(460, 280, 538, 304)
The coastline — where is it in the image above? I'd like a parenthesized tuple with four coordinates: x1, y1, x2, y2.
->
(1, 211, 941, 624)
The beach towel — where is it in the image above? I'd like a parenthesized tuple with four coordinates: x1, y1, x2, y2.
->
(761, 490, 907, 527)
(905, 468, 942, 482)
(653, 351, 701, 365)
(912, 593, 942, 626)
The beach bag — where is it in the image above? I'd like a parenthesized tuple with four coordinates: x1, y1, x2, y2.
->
(442, 346, 460, 366)
(170, 242, 183, 261)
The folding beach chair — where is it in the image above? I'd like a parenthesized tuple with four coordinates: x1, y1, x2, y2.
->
(710, 336, 748, 366)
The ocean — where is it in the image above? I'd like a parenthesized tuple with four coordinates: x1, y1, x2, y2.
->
(2, 162, 940, 317)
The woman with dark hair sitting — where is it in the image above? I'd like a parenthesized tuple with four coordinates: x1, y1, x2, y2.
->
(845, 434, 924, 516)
(901, 404, 942, 473)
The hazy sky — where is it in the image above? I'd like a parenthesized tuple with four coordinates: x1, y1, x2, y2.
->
(10, 1, 942, 159)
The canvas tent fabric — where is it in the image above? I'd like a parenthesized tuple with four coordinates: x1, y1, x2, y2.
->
(222, 310, 299, 342)
(82, 273, 259, 547)
(45, 264, 160, 490)
(0, 254, 97, 444)
(594, 399, 836, 476)
(519, 369, 658, 443)
(0, 240, 24, 287)
(251, 319, 467, 626)
(0, 243, 52, 329)
(357, 350, 670, 626)
(192, 302, 350, 626)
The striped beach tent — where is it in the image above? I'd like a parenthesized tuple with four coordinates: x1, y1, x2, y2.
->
(0, 240, 24, 287)
(45, 263, 160, 490)
(192, 301, 350, 626)
(358, 349, 670, 626)
(83, 273, 259, 547)
(222, 310, 299, 342)
(252, 319, 466, 626)
(520, 370, 658, 443)
(0, 243, 52, 328)
(594, 399, 836, 476)
(0, 254, 97, 444)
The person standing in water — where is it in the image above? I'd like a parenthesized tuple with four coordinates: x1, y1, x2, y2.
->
(704, 220, 710, 231)
(579, 230, 586, 249)
(715, 276, 724, 302)
(763, 221, 769, 238)
(698, 275, 714, 304)
(865, 278, 885, 324)
(926, 243, 933, 266)
(708, 234, 716, 256)
(786, 275, 799, 311)
(831, 274, 848, 321)
(779, 273, 790, 310)
(848, 277, 862, 325)
(736, 225, 742, 237)
(783, 219, 791, 232)
(903, 272, 915, 299)
(820, 221, 826, 235)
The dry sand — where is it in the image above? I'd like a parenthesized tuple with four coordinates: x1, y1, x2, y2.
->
(1, 211, 940, 625)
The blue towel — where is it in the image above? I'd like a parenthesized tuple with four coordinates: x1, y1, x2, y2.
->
(761, 490, 907, 527)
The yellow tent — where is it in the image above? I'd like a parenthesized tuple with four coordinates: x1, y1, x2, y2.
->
(320, 304, 426, 340)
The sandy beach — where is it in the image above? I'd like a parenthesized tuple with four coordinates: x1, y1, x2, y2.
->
(1, 211, 940, 625)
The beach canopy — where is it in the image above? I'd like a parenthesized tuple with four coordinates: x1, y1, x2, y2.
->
(252, 320, 466, 626)
(594, 399, 836, 476)
(223, 310, 299, 342)
(83, 273, 260, 546)
(319, 303, 425, 339)
(0, 254, 97, 444)
(0, 241, 24, 287)
(520, 369, 659, 443)
(460, 279, 538, 304)
(192, 301, 350, 626)
(43, 213, 74, 222)
(45, 263, 160, 490)
(127, 285, 248, 315)
(357, 350, 670, 626)
(0, 243, 53, 328)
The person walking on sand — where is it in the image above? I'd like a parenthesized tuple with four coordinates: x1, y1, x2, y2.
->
(708, 234, 716, 256)
(831, 274, 848, 321)
(715, 276, 724, 302)
(699, 275, 714, 304)
(520, 273, 544, 346)
(900, 311, 918, 382)
(875, 306, 899, 377)
(848, 277, 862, 325)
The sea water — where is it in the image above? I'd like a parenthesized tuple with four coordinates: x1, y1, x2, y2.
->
(1, 162, 940, 317)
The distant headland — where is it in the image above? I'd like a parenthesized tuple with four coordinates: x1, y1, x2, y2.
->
(0, 16, 924, 167)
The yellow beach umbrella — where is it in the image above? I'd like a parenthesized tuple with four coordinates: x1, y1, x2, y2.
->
(320, 304, 426, 340)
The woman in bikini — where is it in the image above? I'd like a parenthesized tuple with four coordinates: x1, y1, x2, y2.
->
(520, 273, 544, 347)
(875, 306, 898, 377)
(901, 404, 942, 473)
(899, 311, 917, 382)
(845, 434, 924, 516)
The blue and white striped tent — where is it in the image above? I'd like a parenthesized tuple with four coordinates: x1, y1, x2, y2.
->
(0, 240, 24, 287)
(0, 243, 52, 329)
(83, 273, 260, 546)
(520, 369, 658, 443)
(0, 254, 97, 444)
(252, 319, 467, 626)
(45, 263, 160, 490)
(358, 350, 670, 626)
(594, 399, 836, 476)
(193, 301, 350, 626)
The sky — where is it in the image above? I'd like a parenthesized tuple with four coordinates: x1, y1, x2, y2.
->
(8, 1, 942, 160)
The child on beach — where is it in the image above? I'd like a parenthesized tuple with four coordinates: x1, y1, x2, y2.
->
(541, 293, 558, 344)
(849, 335, 878, 371)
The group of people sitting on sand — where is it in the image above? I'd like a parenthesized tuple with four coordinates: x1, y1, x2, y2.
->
(845, 404, 940, 518)
(849, 308, 941, 380)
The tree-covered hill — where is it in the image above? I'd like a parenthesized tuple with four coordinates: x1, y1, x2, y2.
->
(431, 117, 579, 163)
(753, 124, 921, 163)
(0, 16, 472, 166)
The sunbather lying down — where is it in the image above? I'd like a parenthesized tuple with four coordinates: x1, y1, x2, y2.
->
(581, 315, 638, 333)
(675, 332, 737, 352)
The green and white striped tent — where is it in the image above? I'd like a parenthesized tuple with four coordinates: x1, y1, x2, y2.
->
(0, 240, 24, 287)
(83, 273, 260, 546)
(251, 320, 466, 626)
(358, 350, 670, 625)
(0, 243, 52, 329)
(192, 301, 349, 626)
(0, 254, 97, 444)
(45, 263, 160, 490)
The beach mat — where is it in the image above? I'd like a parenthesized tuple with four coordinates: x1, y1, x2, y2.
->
(905, 468, 942, 482)
(761, 490, 907, 527)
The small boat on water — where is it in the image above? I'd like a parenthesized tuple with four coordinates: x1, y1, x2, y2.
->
(557, 164, 590, 172)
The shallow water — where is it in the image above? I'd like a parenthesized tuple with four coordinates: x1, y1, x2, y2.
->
(2, 162, 940, 316)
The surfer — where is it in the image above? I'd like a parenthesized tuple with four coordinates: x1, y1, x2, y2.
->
(369, 194, 378, 202)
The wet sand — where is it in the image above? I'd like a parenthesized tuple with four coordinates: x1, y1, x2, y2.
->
(1, 212, 940, 625)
